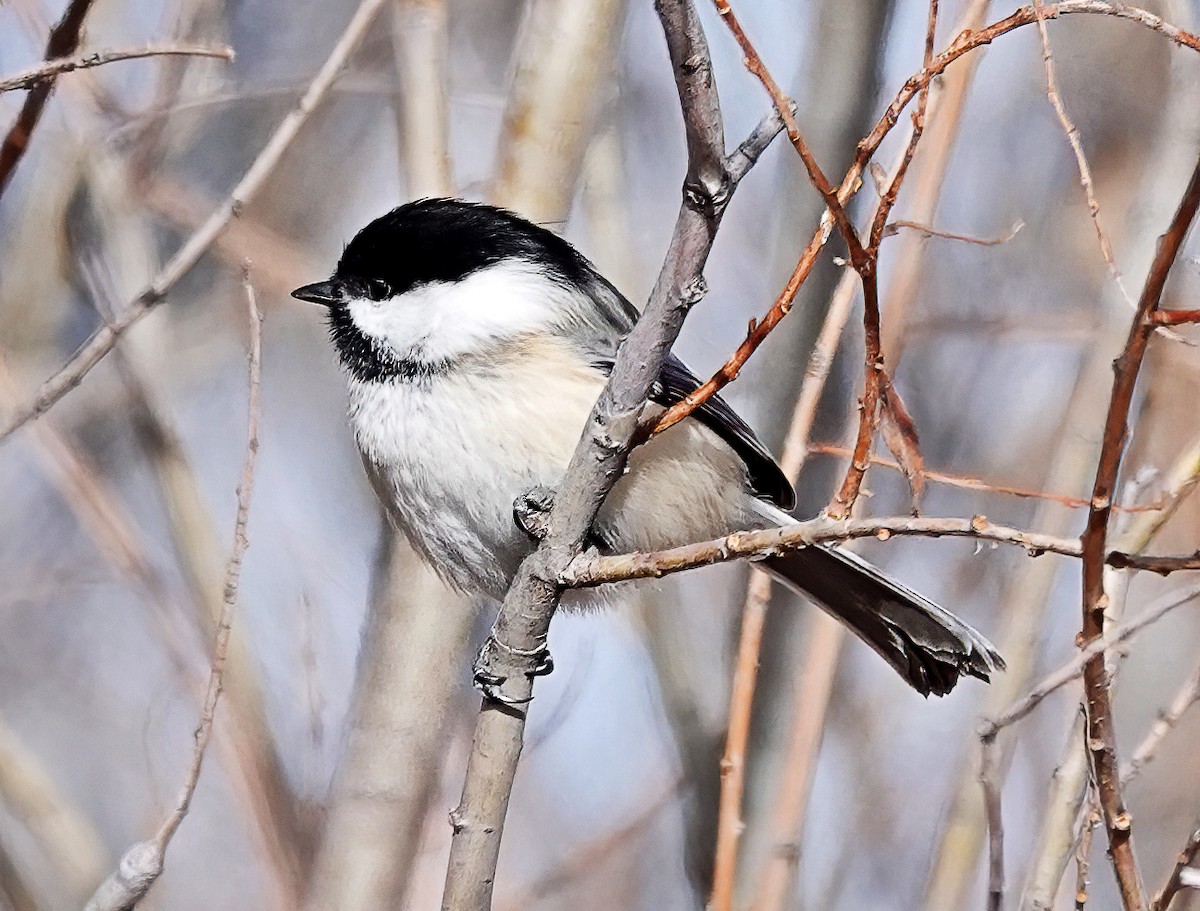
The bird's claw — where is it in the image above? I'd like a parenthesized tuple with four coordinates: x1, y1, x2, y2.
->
(472, 637, 555, 705)
(514, 486, 555, 540)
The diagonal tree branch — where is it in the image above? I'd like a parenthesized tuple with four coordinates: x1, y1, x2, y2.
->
(0, 0, 393, 445)
(83, 268, 264, 911)
(438, 2, 789, 907)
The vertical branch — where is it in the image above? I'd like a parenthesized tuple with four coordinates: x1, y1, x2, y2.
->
(828, 0, 939, 520)
(1078, 154, 1200, 909)
(304, 530, 476, 911)
(490, 0, 629, 225)
(305, 3, 473, 907)
(440, 2, 745, 906)
(391, 0, 453, 197)
(1031, 0, 1133, 304)
(1152, 823, 1200, 911)
(709, 568, 771, 911)
(83, 270, 264, 911)
(981, 733, 1005, 911)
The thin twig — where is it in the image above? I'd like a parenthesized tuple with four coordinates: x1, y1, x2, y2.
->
(708, 0, 863, 261)
(648, 1, 1200, 439)
(0, 0, 96, 198)
(808, 443, 1167, 512)
(710, 16, 942, 898)
(562, 514, 1199, 589)
(1077, 152, 1200, 909)
(1077, 801, 1099, 909)
(709, 567, 771, 911)
(83, 267, 263, 911)
(882, 218, 1023, 246)
(829, 0, 939, 519)
(980, 584, 1200, 736)
(1152, 308, 1200, 326)
(1032, 0, 1133, 304)
(1122, 659, 1200, 785)
(0, 44, 233, 93)
(0, 0, 393, 444)
(1152, 823, 1200, 911)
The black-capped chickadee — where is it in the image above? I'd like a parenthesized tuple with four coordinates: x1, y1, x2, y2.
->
(292, 198, 1002, 697)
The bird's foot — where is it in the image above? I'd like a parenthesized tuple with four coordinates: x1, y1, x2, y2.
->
(513, 486, 555, 540)
(472, 634, 554, 706)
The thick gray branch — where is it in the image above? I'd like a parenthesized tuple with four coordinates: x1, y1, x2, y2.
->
(438, 1, 788, 908)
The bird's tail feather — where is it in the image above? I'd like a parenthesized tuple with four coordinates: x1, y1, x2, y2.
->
(763, 546, 1003, 697)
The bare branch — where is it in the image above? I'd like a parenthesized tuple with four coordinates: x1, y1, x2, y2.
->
(0, 0, 96, 198)
(0, 44, 233, 94)
(0, 0, 393, 444)
(882, 218, 1023, 246)
(1122, 660, 1200, 785)
(648, 1, 1200, 438)
(83, 268, 263, 911)
(1031, 0, 1133, 303)
(1077, 152, 1200, 908)
(562, 514, 1199, 589)
(981, 584, 1200, 737)
(439, 2, 782, 907)
(981, 733, 1005, 911)
(1152, 823, 1200, 911)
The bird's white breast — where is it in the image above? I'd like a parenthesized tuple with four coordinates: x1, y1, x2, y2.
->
(348, 336, 607, 598)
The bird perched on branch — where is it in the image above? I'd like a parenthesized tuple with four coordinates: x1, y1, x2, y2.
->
(293, 197, 1002, 697)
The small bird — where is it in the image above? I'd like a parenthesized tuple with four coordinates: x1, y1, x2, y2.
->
(293, 198, 1002, 697)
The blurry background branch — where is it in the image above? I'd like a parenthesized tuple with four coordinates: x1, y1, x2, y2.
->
(3, 0, 1200, 909)
(84, 269, 263, 911)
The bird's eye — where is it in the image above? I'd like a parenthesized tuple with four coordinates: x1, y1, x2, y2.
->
(366, 279, 391, 301)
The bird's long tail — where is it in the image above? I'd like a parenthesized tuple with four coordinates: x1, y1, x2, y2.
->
(762, 545, 1003, 697)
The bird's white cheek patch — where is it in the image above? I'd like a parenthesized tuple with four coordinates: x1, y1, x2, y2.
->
(344, 260, 572, 363)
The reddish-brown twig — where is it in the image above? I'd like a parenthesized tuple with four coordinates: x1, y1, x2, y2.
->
(882, 218, 1023, 246)
(980, 583, 1200, 737)
(1152, 308, 1200, 326)
(648, 2, 1200, 442)
(707, 9, 941, 900)
(709, 567, 771, 911)
(808, 443, 1167, 512)
(1151, 823, 1200, 911)
(0, 0, 95, 198)
(829, 0, 939, 518)
(1078, 152, 1200, 909)
(708, 0, 863, 262)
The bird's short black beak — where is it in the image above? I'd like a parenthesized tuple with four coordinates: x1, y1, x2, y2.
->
(291, 280, 343, 307)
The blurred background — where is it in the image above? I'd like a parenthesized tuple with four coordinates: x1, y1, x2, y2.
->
(2, 0, 1200, 909)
